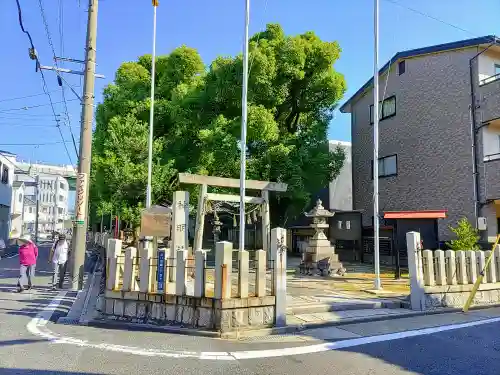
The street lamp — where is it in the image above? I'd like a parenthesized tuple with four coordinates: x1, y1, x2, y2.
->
(238, 0, 251, 252)
(146, 0, 159, 209)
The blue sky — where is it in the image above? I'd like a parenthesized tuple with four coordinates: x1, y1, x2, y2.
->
(0, 0, 499, 166)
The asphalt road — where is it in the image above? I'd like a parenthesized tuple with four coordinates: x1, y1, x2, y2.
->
(1, 247, 500, 374)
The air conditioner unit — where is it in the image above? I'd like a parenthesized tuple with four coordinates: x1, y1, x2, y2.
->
(478, 217, 487, 231)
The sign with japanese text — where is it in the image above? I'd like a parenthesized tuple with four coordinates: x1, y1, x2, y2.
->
(157, 250, 165, 292)
(75, 172, 88, 225)
(140, 208, 171, 237)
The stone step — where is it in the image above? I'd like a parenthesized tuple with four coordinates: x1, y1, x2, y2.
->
(286, 299, 406, 315)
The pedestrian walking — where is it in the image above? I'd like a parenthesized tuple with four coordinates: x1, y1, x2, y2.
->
(17, 234, 38, 293)
(49, 233, 69, 290)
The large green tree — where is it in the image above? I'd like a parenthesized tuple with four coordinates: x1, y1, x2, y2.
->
(90, 24, 346, 229)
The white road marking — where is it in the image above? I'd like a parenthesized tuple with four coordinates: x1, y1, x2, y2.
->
(26, 292, 500, 361)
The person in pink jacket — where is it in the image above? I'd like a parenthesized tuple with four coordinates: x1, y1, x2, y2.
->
(17, 234, 38, 292)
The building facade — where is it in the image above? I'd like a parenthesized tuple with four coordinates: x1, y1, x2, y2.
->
(340, 36, 500, 242)
(16, 173, 70, 233)
(0, 151, 15, 240)
(329, 140, 352, 211)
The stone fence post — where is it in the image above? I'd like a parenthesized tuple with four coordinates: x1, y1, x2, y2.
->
(139, 239, 153, 293)
(215, 241, 232, 300)
(106, 239, 122, 291)
(122, 247, 138, 292)
(271, 227, 287, 327)
(406, 231, 425, 311)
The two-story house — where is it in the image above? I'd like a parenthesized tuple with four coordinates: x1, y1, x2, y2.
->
(340, 35, 500, 245)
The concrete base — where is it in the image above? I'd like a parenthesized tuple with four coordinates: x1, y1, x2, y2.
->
(419, 283, 500, 310)
(99, 291, 276, 333)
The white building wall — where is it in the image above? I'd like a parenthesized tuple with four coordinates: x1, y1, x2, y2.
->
(329, 140, 353, 211)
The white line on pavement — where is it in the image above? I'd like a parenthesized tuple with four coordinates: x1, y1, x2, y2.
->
(26, 292, 500, 361)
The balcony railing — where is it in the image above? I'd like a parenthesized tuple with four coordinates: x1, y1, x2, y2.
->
(480, 73, 500, 86)
(484, 152, 500, 162)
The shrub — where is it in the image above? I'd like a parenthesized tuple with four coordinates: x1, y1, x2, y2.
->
(445, 217, 480, 250)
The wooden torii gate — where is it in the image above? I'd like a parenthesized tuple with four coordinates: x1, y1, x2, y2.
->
(178, 173, 288, 254)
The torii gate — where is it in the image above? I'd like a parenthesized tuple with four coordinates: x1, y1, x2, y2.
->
(178, 173, 288, 254)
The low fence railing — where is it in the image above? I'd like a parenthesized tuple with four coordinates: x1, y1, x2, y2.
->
(420, 247, 500, 287)
(92, 231, 282, 300)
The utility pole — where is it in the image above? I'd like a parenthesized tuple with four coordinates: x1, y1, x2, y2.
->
(373, 0, 382, 290)
(35, 175, 40, 244)
(71, 0, 99, 291)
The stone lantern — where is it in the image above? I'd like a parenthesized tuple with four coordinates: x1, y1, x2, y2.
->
(304, 199, 343, 274)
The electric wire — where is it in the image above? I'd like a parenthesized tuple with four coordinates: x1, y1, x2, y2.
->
(38, 0, 79, 159)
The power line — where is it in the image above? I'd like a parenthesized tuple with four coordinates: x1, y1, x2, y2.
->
(38, 0, 79, 158)
(0, 122, 76, 128)
(0, 114, 60, 119)
(0, 99, 79, 113)
(0, 90, 60, 103)
(0, 141, 76, 146)
(14, 0, 75, 167)
(383, 0, 478, 37)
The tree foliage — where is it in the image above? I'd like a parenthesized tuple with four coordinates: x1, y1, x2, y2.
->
(446, 217, 480, 251)
(90, 24, 347, 229)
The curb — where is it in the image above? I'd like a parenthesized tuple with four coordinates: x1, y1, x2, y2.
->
(286, 300, 408, 315)
(83, 319, 221, 338)
(57, 246, 100, 325)
(78, 303, 500, 340)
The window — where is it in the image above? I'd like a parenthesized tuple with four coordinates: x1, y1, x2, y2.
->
(371, 154, 398, 178)
(29, 207, 33, 214)
(346, 221, 351, 230)
(18, 193, 22, 203)
(59, 182, 65, 190)
(370, 96, 396, 124)
(1, 166, 8, 184)
(59, 195, 64, 202)
(42, 207, 47, 213)
(58, 207, 63, 214)
(337, 221, 342, 229)
(398, 60, 406, 75)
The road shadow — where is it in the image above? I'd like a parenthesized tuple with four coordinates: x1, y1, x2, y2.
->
(0, 338, 44, 347)
(0, 369, 107, 375)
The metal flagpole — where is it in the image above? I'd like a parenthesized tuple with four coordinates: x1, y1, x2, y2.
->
(373, 0, 382, 290)
(239, 0, 250, 253)
(146, 0, 158, 209)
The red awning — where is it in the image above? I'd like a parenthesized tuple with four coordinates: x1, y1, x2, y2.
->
(383, 210, 448, 219)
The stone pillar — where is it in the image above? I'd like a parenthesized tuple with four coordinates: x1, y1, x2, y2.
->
(238, 250, 249, 298)
(106, 239, 122, 291)
(422, 250, 435, 286)
(255, 249, 266, 297)
(215, 241, 232, 300)
(171, 191, 189, 254)
(193, 185, 207, 252)
(466, 250, 477, 284)
(445, 250, 457, 285)
(122, 247, 137, 291)
(494, 245, 500, 280)
(271, 227, 287, 327)
(434, 250, 446, 286)
(139, 239, 153, 293)
(477, 250, 487, 284)
(176, 249, 187, 295)
(101, 233, 108, 250)
(456, 251, 468, 285)
(406, 231, 425, 311)
(485, 250, 496, 283)
(166, 247, 175, 283)
(261, 190, 270, 257)
(194, 250, 206, 297)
